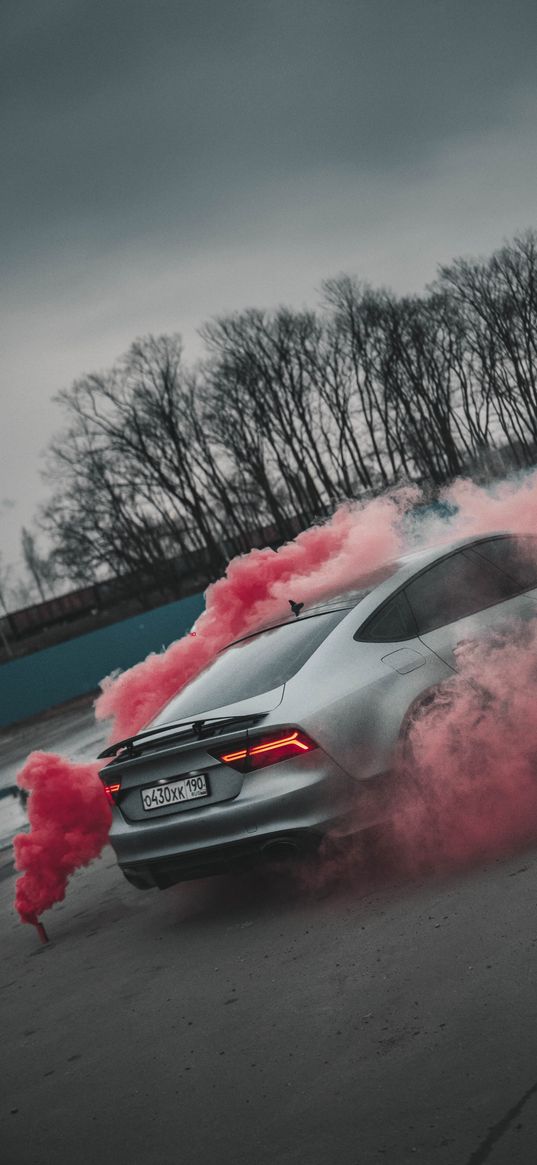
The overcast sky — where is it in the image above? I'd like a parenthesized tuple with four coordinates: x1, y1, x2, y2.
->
(2, 0, 537, 579)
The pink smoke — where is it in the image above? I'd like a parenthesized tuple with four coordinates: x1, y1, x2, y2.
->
(393, 620, 537, 869)
(422, 473, 537, 544)
(14, 754, 111, 925)
(95, 471, 537, 745)
(14, 489, 409, 927)
(95, 489, 414, 741)
(13, 469, 537, 928)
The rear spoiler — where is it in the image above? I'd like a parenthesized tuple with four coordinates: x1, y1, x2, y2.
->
(98, 712, 265, 761)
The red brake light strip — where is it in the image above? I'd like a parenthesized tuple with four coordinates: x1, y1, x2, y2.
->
(220, 747, 248, 763)
(104, 782, 121, 803)
(250, 731, 311, 756)
(220, 731, 311, 765)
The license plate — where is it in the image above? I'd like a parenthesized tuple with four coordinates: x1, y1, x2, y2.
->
(141, 774, 208, 812)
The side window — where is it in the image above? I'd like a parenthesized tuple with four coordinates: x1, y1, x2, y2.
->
(471, 536, 537, 593)
(357, 592, 416, 642)
(405, 550, 517, 635)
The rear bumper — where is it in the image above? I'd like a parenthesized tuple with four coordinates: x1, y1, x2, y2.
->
(120, 828, 323, 889)
(109, 753, 393, 887)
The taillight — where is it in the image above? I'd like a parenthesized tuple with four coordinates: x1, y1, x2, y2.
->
(213, 728, 317, 773)
(103, 781, 121, 805)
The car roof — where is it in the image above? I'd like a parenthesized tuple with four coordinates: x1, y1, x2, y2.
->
(395, 529, 516, 570)
(225, 530, 527, 648)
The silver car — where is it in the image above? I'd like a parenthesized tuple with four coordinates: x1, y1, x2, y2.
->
(99, 532, 537, 889)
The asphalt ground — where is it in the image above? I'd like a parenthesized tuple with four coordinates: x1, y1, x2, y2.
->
(2, 706, 537, 1164)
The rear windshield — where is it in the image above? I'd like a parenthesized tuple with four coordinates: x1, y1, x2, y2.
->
(152, 610, 348, 724)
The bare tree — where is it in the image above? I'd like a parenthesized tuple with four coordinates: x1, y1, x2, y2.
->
(30, 226, 537, 619)
(0, 554, 16, 654)
(40, 334, 267, 594)
(437, 230, 537, 462)
(20, 527, 57, 601)
(202, 308, 348, 526)
(322, 278, 410, 485)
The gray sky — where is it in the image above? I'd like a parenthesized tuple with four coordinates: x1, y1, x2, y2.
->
(2, 0, 537, 579)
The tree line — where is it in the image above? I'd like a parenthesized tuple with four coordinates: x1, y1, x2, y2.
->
(14, 228, 537, 605)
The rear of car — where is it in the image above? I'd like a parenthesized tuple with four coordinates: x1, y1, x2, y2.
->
(100, 607, 360, 888)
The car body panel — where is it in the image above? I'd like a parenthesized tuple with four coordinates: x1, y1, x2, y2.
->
(276, 622, 451, 784)
(419, 593, 537, 669)
(109, 748, 356, 873)
(149, 684, 286, 728)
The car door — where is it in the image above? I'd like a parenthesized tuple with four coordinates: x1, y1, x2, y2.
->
(404, 544, 537, 671)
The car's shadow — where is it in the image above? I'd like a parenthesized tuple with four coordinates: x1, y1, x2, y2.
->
(154, 825, 537, 937)
(40, 828, 537, 948)
(30, 836, 397, 947)
(155, 831, 415, 930)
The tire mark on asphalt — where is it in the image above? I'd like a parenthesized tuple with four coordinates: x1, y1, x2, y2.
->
(465, 1080, 537, 1165)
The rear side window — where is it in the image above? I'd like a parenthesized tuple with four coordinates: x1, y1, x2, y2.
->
(404, 550, 518, 635)
(471, 536, 537, 592)
(357, 592, 416, 642)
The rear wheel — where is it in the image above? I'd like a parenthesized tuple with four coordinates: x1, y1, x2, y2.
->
(394, 686, 461, 871)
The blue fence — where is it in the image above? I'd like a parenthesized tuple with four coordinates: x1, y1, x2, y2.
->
(0, 592, 205, 729)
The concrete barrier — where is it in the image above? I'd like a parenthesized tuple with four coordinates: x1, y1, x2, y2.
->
(0, 592, 205, 729)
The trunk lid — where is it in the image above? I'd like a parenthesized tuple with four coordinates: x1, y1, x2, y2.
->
(150, 684, 285, 729)
(101, 687, 285, 824)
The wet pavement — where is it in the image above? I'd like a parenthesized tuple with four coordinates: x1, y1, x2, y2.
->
(2, 704, 537, 1164)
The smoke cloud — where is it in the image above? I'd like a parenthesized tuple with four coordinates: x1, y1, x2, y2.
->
(13, 469, 537, 927)
(393, 620, 537, 870)
(14, 753, 111, 924)
(95, 489, 414, 741)
(95, 471, 537, 743)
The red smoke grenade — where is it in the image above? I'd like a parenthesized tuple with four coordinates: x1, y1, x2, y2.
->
(14, 753, 111, 929)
